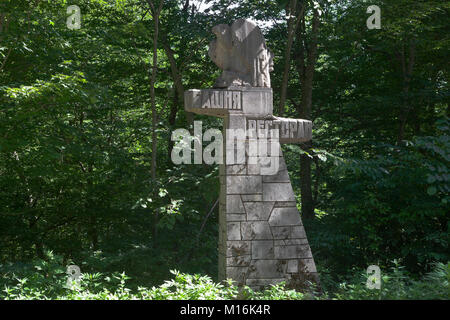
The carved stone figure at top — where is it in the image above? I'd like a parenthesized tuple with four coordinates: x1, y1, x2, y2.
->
(208, 19, 274, 88)
(184, 19, 318, 290)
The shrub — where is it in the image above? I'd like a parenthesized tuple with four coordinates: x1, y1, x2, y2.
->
(1, 254, 448, 300)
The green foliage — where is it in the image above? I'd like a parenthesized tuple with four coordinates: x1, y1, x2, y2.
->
(311, 117, 449, 272)
(1, 256, 448, 300)
(0, 0, 448, 300)
(138, 270, 239, 300)
(332, 261, 450, 300)
(240, 283, 308, 300)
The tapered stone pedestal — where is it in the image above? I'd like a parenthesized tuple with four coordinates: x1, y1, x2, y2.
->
(185, 87, 319, 290)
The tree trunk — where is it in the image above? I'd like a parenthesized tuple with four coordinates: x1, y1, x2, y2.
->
(295, 7, 320, 220)
(150, 9, 160, 181)
(162, 41, 195, 135)
(397, 40, 415, 144)
(300, 144, 314, 219)
(0, 14, 11, 73)
(167, 86, 178, 162)
(148, 0, 164, 244)
(278, 0, 304, 115)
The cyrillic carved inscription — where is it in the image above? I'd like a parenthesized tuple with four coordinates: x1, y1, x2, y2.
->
(201, 90, 241, 110)
(246, 118, 312, 142)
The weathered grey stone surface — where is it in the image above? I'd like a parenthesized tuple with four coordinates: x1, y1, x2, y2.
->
(248, 260, 286, 279)
(219, 145, 319, 289)
(269, 207, 303, 227)
(227, 267, 248, 283)
(241, 221, 272, 240)
(224, 195, 245, 213)
(247, 117, 312, 143)
(226, 165, 246, 175)
(274, 244, 312, 259)
(208, 19, 274, 88)
(185, 88, 274, 117)
(227, 222, 241, 240)
(285, 239, 309, 245)
(252, 240, 274, 259)
(263, 183, 296, 202)
(274, 201, 297, 207)
(271, 226, 291, 239)
(244, 201, 274, 220)
(227, 255, 251, 267)
(298, 258, 317, 273)
(227, 176, 262, 194)
(241, 194, 263, 202)
(226, 214, 246, 222)
(225, 240, 251, 257)
(262, 169, 290, 182)
(291, 226, 307, 238)
(184, 19, 319, 291)
(287, 260, 299, 273)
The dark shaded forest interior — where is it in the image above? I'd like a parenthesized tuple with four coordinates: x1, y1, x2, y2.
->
(0, 0, 448, 299)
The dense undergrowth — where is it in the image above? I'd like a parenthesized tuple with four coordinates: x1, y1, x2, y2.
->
(0, 0, 448, 301)
(1, 252, 448, 300)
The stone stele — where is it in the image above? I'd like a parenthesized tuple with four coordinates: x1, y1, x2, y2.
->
(184, 19, 319, 291)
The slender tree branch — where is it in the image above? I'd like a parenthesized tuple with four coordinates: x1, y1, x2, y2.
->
(0, 47, 12, 72)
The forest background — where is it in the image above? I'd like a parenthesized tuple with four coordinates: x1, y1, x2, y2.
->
(0, 0, 448, 299)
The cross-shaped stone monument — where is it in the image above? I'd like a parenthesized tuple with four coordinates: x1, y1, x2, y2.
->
(184, 19, 319, 290)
